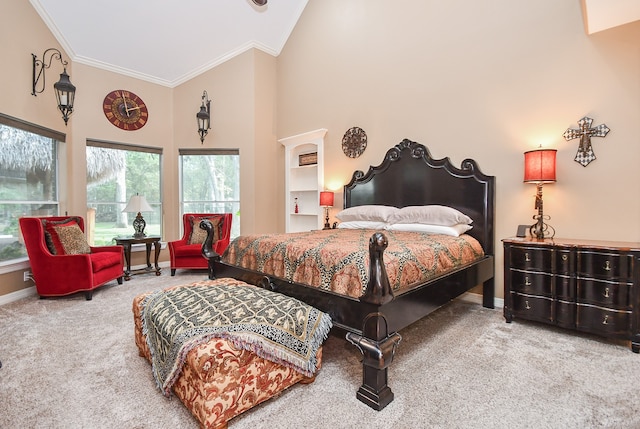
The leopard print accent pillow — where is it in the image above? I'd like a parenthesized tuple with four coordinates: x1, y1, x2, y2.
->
(42, 217, 90, 255)
(53, 223, 91, 254)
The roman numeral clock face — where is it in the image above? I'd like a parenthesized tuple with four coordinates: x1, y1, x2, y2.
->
(103, 90, 149, 131)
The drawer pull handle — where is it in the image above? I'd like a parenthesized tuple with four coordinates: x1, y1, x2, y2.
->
(604, 261, 611, 271)
(524, 253, 531, 262)
(525, 276, 531, 286)
(525, 300, 531, 310)
(604, 288, 610, 298)
(561, 254, 568, 261)
(602, 315, 609, 325)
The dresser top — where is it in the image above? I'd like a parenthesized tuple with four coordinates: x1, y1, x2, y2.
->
(503, 237, 640, 252)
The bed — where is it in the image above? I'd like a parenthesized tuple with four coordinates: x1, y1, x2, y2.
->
(201, 138, 495, 410)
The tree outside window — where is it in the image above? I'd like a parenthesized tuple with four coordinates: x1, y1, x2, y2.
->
(86, 142, 162, 245)
(179, 149, 240, 239)
(0, 120, 60, 264)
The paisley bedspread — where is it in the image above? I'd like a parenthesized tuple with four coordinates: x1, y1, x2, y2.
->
(222, 229, 485, 299)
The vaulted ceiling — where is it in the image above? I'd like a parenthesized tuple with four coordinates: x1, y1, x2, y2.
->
(31, 0, 638, 89)
(582, 0, 640, 34)
(30, 0, 309, 87)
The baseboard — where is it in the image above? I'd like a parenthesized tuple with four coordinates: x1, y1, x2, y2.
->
(0, 286, 36, 306)
(460, 291, 504, 310)
(129, 261, 171, 271)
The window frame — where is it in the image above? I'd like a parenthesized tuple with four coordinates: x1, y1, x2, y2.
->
(0, 113, 63, 271)
(86, 139, 163, 247)
(178, 148, 240, 238)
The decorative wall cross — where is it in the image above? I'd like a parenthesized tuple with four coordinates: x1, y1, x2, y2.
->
(562, 116, 610, 167)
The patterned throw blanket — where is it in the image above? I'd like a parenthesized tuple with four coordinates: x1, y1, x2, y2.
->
(222, 229, 485, 299)
(140, 279, 332, 396)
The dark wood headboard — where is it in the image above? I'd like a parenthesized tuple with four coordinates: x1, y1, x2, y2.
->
(343, 139, 495, 255)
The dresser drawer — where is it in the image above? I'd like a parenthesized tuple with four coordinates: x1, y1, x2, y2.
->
(555, 301, 576, 329)
(510, 246, 552, 272)
(511, 293, 553, 324)
(555, 274, 575, 301)
(577, 279, 632, 310)
(576, 305, 631, 337)
(509, 270, 552, 296)
(577, 251, 633, 280)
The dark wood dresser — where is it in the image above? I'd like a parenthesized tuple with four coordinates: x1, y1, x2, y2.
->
(503, 237, 640, 352)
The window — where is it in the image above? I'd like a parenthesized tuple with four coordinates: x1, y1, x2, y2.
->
(86, 140, 162, 245)
(0, 114, 62, 264)
(179, 148, 240, 238)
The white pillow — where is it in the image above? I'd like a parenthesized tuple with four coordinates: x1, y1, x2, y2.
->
(385, 223, 473, 237)
(335, 205, 399, 223)
(387, 205, 473, 226)
(337, 220, 389, 230)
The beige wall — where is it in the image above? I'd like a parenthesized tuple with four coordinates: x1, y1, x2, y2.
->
(173, 49, 278, 235)
(277, 0, 640, 297)
(2, 0, 639, 300)
(1, 0, 67, 131)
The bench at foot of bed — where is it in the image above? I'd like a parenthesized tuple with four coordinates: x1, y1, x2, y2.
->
(133, 282, 324, 429)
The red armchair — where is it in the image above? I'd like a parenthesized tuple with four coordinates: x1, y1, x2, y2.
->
(168, 213, 232, 276)
(19, 216, 124, 300)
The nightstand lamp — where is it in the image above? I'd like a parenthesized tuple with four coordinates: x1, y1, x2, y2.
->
(319, 191, 334, 230)
(524, 148, 556, 239)
(123, 193, 153, 238)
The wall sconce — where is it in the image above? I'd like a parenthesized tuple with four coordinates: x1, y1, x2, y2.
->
(319, 191, 334, 230)
(196, 90, 211, 143)
(524, 148, 556, 239)
(32, 48, 76, 125)
(252, 0, 268, 5)
(122, 193, 153, 238)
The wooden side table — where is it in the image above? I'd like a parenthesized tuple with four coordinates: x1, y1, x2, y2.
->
(114, 235, 162, 280)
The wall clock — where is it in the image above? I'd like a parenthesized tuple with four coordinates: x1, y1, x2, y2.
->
(102, 90, 148, 131)
(342, 126, 367, 158)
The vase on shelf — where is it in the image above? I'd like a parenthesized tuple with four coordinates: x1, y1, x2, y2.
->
(294, 198, 299, 213)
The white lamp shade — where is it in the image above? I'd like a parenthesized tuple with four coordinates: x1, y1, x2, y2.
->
(122, 194, 153, 213)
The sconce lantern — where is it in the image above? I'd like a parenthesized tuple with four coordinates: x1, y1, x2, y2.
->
(32, 48, 76, 125)
(122, 193, 153, 238)
(524, 148, 556, 239)
(196, 90, 211, 143)
(319, 191, 335, 230)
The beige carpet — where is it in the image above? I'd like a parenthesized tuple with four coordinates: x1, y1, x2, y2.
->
(1, 272, 639, 429)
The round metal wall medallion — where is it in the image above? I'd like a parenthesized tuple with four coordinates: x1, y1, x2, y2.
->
(342, 127, 367, 158)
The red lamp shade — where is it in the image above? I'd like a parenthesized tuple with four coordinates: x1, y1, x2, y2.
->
(524, 149, 557, 183)
(319, 191, 334, 207)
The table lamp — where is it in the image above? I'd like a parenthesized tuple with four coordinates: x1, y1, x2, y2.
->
(122, 193, 153, 238)
(524, 148, 556, 239)
(319, 191, 334, 230)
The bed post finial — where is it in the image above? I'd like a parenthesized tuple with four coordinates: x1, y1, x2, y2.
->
(361, 232, 393, 305)
(200, 219, 221, 279)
